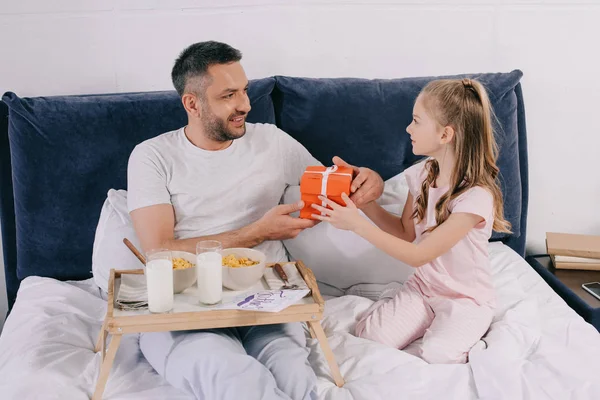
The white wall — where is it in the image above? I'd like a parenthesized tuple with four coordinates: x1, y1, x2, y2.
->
(1, 0, 599, 331)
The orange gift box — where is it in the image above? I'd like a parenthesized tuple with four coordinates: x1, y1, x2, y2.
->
(299, 165, 354, 219)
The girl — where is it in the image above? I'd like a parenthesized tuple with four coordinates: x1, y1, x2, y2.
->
(312, 78, 511, 364)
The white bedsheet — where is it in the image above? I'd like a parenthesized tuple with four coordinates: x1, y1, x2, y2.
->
(0, 243, 599, 400)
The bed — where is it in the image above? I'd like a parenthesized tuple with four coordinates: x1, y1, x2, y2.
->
(1, 71, 599, 399)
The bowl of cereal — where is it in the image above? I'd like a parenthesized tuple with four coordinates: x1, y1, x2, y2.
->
(221, 248, 266, 290)
(171, 251, 197, 293)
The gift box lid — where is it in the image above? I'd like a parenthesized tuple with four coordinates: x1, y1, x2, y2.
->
(300, 166, 353, 196)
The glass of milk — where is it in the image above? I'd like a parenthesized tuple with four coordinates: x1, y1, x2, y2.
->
(145, 249, 174, 313)
(196, 240, 223, 305)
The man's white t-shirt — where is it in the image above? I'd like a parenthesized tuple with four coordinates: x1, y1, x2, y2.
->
(127, 122, 320, 262)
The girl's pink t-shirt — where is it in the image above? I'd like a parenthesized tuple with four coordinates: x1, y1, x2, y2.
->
(404, 160, 496, 307)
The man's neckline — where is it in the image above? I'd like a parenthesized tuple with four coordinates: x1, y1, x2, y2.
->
(180, 126, 240, 156)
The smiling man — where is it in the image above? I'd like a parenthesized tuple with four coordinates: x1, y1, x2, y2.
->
(127, 41, 384, 400)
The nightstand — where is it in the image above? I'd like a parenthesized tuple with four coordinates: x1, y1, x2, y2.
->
(526, 254, 600, 332)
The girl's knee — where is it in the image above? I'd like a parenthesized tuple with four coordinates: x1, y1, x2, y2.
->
(355, 315, 413, 349)
(354, 297, 394, 338)
(354, 312, 382, 342)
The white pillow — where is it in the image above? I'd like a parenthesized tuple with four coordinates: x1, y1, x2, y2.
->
(92, 189, 144, 292)
(283, 171, 415, 292)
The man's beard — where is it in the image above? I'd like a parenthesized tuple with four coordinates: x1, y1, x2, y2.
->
(202, 104, 247, 142)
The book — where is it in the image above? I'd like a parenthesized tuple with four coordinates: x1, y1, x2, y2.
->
(554, 255, 600, 264)
(546, 232, 600, 259)
(552, 260, 600, 271)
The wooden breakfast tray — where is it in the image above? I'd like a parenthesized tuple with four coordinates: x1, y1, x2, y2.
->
(92, 261, 344, 399)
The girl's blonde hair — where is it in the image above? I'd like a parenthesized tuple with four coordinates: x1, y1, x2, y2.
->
(412, 78, 511, 234)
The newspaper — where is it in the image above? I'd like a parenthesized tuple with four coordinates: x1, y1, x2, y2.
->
(215, 289, 311, 313)
(263, 263, 309, 291)
(115, 274, 148, 310)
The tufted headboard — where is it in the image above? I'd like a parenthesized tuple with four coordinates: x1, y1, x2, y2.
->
(0, 70, 528, 311)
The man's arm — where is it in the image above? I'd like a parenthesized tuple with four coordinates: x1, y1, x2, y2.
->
(130, 201, 317, 254)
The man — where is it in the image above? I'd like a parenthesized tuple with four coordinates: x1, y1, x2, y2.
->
(128, 41, 384, 400)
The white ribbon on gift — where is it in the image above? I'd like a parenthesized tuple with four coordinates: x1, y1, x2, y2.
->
(304, 165, 353, 215)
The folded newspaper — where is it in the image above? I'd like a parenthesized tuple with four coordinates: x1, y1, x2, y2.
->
(263, 263, 309, 291)
(115, 274, 148, 310)
(215, 289, 310, 313)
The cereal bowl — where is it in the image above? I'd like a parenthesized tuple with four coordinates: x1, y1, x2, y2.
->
(171, 251, 197, 293)
(221, 248, 267, 290)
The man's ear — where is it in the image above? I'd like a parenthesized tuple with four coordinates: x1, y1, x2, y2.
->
(441, 126, 455, 144)
(182, 93, 202, 118)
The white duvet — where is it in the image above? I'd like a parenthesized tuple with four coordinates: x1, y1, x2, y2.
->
(0, 243, 599, 400)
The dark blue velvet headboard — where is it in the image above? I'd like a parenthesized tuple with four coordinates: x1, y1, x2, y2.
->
(0, 70, 528, 311)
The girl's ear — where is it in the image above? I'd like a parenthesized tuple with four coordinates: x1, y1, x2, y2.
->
(441, 126, 455, 144)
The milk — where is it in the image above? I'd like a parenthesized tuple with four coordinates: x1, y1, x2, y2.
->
(145, 259, 174, 313)
(196, 251, 223, 304)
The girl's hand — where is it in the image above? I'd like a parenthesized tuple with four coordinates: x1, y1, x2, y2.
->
(311, 193, 366, 231)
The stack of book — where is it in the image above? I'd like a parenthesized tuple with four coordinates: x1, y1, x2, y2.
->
(546, 232, 600, 271)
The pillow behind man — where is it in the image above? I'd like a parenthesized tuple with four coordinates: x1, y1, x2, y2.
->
(92, 189, 142, 293)
(283, 171, 414, 295)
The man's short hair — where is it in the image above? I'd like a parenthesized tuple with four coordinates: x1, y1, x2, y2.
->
(171, 41, 242, 97)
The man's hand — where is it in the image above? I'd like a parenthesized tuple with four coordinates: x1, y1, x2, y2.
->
(253, 201, 319, 241)
(332, 156, 384, 208)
